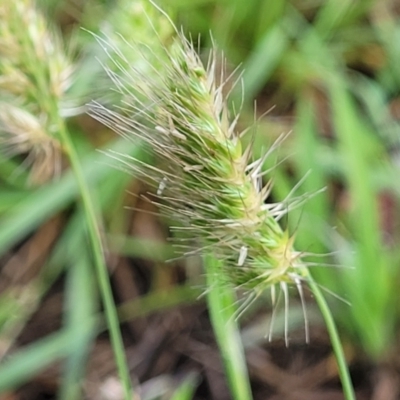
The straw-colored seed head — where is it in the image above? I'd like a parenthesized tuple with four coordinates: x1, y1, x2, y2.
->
(0, 105, 61, 182)
(0, 0, 73, 183)
(92, 27, 310, 342)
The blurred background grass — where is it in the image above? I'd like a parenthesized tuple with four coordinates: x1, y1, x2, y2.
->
(0, 0, 399, 399)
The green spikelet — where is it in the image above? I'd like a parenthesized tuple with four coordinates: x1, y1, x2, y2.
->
(92, 30, 310, 342)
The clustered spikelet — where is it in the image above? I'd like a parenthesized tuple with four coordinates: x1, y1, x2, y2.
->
(0, 0, 74, 183)
(92, 26, 311, 343)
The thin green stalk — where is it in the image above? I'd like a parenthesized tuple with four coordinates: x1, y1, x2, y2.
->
(1, 2, 131, 395)
(307, 272, 356, 400)
(204, 254, 253, 400)
(55, 118, 132, 399)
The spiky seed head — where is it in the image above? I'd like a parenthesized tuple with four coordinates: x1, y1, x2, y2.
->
(91, 23, 310, 342)
(0, 0, 73, 184)
(0, 105, 61, 182)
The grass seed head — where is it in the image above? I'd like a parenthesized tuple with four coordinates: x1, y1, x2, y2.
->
(0, 0, 73, 183)
(92, 19, 310, 342)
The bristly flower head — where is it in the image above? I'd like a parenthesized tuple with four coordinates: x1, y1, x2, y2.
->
(0, 0, 74, 184)
(91, 10, 311, 344)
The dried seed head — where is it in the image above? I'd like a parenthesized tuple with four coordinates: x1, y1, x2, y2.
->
(91, 20, 311, 342)
(0, 0, 74, 183)
(0, 104, 61, 182)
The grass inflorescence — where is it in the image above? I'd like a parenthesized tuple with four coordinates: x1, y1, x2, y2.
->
(0, 0, 375, 398)
(92, 10, 356, 397)
(91, 27, 312, 343)
(0, 0, 75, 183)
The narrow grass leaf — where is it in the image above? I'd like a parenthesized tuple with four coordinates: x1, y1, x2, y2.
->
(0, 323, 95, 392)
(205, 254, 253, 400)
(59, 244, 97, 400)
(169, 372, 199, 400)
(0, 137, 143, 256)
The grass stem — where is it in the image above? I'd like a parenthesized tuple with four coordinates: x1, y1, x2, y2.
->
(55, 117, 133, 399)
(204, 254, 253, 400)
(307, 272, 356, 400)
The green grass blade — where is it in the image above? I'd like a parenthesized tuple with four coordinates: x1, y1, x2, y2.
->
(204, 254, 253, 400)
(55, 116, 133, 399)
(307, 272, 356, 400)
(117, 285, 202, 323)
(0, 322, 96, 392)
(59, 243, 97, 400)
(0, 137, 143, 256)
(328, 78, 392, 356)
(240, 24, 288, 104)
(169, 372, 199, 400)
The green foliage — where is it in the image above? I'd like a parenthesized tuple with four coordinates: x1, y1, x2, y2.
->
(166, 0, 400, 361)
(1, 0, 399, 399)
